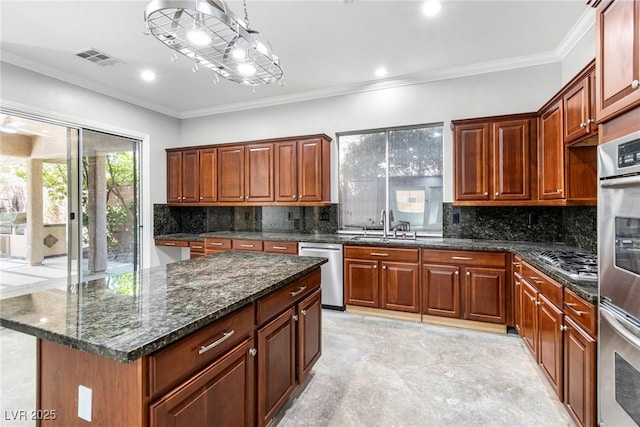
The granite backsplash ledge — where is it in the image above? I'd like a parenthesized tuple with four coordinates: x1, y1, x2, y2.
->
(154, 204, 338, 236)
(442, 204, 597, 253)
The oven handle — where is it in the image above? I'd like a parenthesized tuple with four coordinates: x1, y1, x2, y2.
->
(600, 305, 640, 350)
(599, 174, 640, 188)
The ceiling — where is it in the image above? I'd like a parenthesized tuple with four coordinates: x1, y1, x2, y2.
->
(0, 1, 592, 119)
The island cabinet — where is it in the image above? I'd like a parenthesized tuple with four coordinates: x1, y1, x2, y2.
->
(189, 241, 205, 258)
(594, 0, 640, 122)
(452, 114, 537, 204)
(256, 271, 322, 427)
(422, 250, 507, 325)
(344, 246, 420, 314)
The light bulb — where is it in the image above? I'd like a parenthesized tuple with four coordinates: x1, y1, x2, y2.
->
(187, 24, 211, 46)
(237, 63, 256, 76)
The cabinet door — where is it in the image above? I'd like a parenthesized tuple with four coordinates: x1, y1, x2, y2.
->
(297, 139, 323, 202)
(166, 151, 183, 203)
(150, 339, 255, 427)
(513, 274, 523, 334)
(538, 293, 564, 400)
(539, 101, 565, 200)
(199, 148, 217, 203)
(381, 262, 419, 313)
(218, 145, 245, 202)
(563, 77, 591, 144)
(564, 317, 596, 427)
(297, 289, 322, 383)
(463, 267, 506, 324)
(257, 307, 296, 427)
(492, 119, 532, 201)
(454, 123, 490, 201)
(345, 259, 379, 308)
(181, 150, 200, 203)
(275, 141, 298, 202)
(521, 280, 538, 358)
(596, 0, 640, 122)
(422, 264, 460, 318)
(245, 143, 274, 202)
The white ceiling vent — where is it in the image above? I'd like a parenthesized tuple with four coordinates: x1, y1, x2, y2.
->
(75, 48, 122, 67)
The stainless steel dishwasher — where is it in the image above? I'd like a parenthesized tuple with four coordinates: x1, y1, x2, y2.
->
(298, 242, 344, 310)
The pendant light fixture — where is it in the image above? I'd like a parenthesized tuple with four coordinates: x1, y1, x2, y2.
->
(144, 0, 283, 85)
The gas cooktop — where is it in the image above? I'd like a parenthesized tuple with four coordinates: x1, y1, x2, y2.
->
(531, 250, 598, 282)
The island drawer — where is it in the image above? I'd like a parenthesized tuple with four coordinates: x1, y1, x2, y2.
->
(422, 249, 506, 267)
(148, 303, 254, 400)
(263, 241, 298, 255)
(344, 246, 419, 262)
(564, 288, 596, 336)
(204, 237, 232, 251)
(522, 262, 562, 308)
(189, 241, 205, 253)
(233, 239, 264, 252)
(257, 269, 321, 325)
(155, 239, 189, 248)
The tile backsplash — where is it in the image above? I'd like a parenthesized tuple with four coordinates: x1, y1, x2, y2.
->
(442, 203, 597, 252)
(154, 204, 338, 236)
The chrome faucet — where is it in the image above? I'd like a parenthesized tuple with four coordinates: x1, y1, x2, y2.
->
(380, 210, 387, 239)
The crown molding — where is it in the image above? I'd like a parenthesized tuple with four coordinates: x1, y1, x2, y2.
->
(555, 7, 596, 60)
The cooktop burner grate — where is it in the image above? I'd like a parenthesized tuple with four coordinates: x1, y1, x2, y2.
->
(531, 250, 598, 281)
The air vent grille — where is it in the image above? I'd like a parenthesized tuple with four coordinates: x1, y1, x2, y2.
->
(75, 48, 122, 67)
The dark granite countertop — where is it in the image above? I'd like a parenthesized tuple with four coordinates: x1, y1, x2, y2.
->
(0, 252, 327, 363)
(155, 232, 598, 303)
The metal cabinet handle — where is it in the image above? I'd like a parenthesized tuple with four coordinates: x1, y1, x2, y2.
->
(382, 265, 387, 270)
(529, 276, 543, 284)
(290, 286, 307, 297)
(249, 348, 257, 357)
(632, 79, 640, 89)
(587, 118, 595, 124)
(272, 246, 288, 250)
(529, 296, 536, 302)
(560, 325, 567, 332)
(240, 244, 254, 248)
(373, 264, 377, 269)
(495, 192, 499, 196)
(240, 196, 244, 200)
(191, 245, 203, 249)
(452, 256, 474, 261)
(466, 272, 471, 276)
(565, 303, 585, 317)
(292, 314, 299, 321)
(199, 330, 235, 354)
(164, 242, 176, 246)
(535, 300, 541, 306)
(292, 195, 297, 199)
(484, 192, 488, 196)
(370, 252, 389, 257)
(209, 242, 224, 246)
(302, 309, 307, 316)
(455, 271, 459, 276)
(515, 280, 520, 286)
(580, 122, 586, 128)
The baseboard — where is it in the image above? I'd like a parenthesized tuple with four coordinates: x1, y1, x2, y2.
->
(345, 305, 421, 322)
(421, 314, 507, 334)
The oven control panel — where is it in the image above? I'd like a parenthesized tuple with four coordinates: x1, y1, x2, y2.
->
(618, 139, 640, 168)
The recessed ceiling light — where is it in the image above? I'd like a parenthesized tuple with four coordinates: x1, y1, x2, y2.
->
(422, 0, 442, 17)
(375, 67, 388, 78)
(141, 70, 156, 82)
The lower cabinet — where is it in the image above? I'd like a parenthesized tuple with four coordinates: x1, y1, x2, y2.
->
(422, 250, 507, 324)
(564, 316, 596, 427)
(538, 293, 564, 399)
(344, 246, 420, 313)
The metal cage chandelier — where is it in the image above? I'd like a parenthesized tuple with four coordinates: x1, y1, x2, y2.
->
(144, 0, 283, 85)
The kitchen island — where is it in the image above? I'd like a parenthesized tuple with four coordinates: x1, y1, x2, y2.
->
(0, 251, 327, 426)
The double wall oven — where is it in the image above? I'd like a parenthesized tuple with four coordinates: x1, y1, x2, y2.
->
(598, 130, 640, 427)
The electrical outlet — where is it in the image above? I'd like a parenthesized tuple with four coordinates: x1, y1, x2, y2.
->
(452, 213, 460, 224)
(78, 385, 92, 422)
(320, 211, 330, 222)
(287, 211, 293, 221)
(528, 213, 538, 226)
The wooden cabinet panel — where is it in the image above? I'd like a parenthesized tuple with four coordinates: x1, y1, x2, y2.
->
(257, 307, 296, 427)
(182, 150, 200, 203)
(513, 273, 523, 333)
(539, 102, 565, 200)
(218, 146, 245, 202)
(256, 269, 320, 326)
(297, 289, 322, 382)
(492, 119, 532, 200)
(155, 239, 189, 248)
(345, 259, 379, 307)
(345, 246, 420, 262)
(563, 288, 597, 337)
(422, 264, 460, 318)
(263, 241, 298, 255)
(521, 279, 538, 358)
(245, 143, 274, 202)
(199, 148, 217, 203)
(463, 267, 506, 324)
(563, 77, 591, 144)
(422, 249, 505, 267)
(275, 141, 298, 202)
(538, 293, 564, 400)
(150, 339, 255, 427)
(381, 262, 419, 313)
(189, 241, 205, 259)
(596, 0, 640, 122)
(297, 139, 324, 202)
(232, 239, 264, 252)
(564, 317, 596, 427)
(454, 123, 490, 201)
(166, 151, 183, 203)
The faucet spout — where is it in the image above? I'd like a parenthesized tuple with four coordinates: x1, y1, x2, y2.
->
(380, 210, 387, 239)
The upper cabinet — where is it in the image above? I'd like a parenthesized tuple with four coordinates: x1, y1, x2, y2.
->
(563, 68, 597, 144)
(453, 114, 537, 204)
(595, 0, 640, 122)
(167, 134, 331, 207)
(539, 101, 565, 201)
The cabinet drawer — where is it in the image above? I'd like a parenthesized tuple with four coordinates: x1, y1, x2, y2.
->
(512, 256, 523, 276)
(204, 237, 232, 251)
(422, 249, 506, 267)
(155, 239, 189, 248)
(256, 269, 321, 325)
(522, 262, 563, 308)
(344, 246, 419, 262)
(148, 303, 254, 400)
(263, 241, 298, 255)
(233, 239, 264, 252)
(189, 241, 205, 253)
(564, 288, 597, 337)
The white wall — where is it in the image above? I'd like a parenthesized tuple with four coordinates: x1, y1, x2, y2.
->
(0, 62, 180, 268)
(560, 25, 596, 86)
(180, 63, 562, 203)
